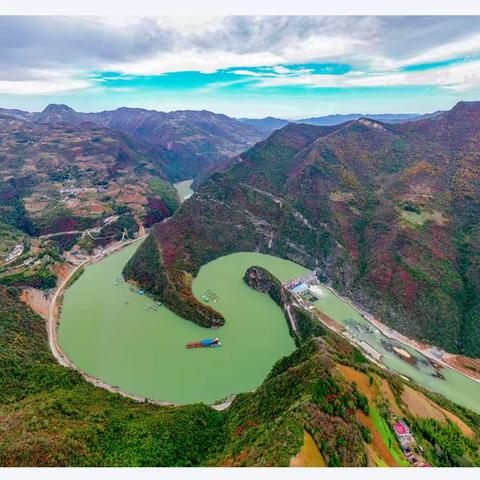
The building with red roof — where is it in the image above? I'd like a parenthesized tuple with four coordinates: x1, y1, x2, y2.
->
(393, 421, 413, 441)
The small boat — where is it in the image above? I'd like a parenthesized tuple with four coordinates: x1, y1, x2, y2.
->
(186, 338, 222, 349)
(201, 295, 210, 303)
(156, 302, 162, 307)
(137, 289, 145, 295)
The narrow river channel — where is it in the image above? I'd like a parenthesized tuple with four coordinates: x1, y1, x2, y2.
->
(173, 179, 194, 201)
(312, 286, 480, 414)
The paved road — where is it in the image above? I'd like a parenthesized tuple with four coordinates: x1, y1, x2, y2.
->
(47, 260, 86, 367)
(40, 215, 119, 239)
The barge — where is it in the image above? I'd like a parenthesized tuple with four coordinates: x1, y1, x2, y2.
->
(186, 338, 222, 349)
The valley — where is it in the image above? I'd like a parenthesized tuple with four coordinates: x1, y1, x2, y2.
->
(58, 246, 305, 404)
(3, 266, 480, 467)
(56, 239, 480, 413)
(3, 13, 480, 471)
(2, 100, 480, 468)
(125, 102, 480, 360)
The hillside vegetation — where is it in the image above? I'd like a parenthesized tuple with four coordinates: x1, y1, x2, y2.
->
(2, 276, 479, 467)
(1, 104, 265, 182)
(0, 286, 226, 466)
(124, 102, 480, 357)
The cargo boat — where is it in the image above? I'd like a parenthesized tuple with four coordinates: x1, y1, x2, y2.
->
(186, 338, 221, 349)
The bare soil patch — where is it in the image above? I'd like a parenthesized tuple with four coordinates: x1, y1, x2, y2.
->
(337, 364, 377, 402)
(442, 353, 480, 381)
(20, 288, 49, 319)
(290, 431, 325, 467)
(51, 263, 75, 284)
(357, 411, 398, 467)
(401, 386, 474, 438)
(380, 379, 403, 418)
(311, 307, 343, 332)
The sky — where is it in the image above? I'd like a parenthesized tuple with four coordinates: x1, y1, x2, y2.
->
(1, 16, 480, 118)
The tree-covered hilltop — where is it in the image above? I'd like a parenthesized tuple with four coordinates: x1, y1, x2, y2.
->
(2, 278, 480, 467)
(124, 102, 480, 357)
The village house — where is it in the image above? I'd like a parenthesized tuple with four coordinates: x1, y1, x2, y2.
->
(393, 421, 413, 441)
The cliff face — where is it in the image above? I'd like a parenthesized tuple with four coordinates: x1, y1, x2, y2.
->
(124, 102, 480, 357)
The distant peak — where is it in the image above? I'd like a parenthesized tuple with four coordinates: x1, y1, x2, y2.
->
(449, 101, 480, 114)
(42, 103, 76, 113)
(358, 117, 387, 131)
(452, 100, 480, 108)
(442, 101, 480, 122)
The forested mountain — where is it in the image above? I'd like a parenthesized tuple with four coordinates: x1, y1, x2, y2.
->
(0, 103, 265, 271)
(0, 113, 178, 238)
(125, 101, 480, 357)
(239, 111, 444, 135)
(0, 104, 265, 182)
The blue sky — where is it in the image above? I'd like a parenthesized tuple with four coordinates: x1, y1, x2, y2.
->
(0, 16, 480, 118)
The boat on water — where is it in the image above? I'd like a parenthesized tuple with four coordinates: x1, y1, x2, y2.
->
(186, 338, 222, 349)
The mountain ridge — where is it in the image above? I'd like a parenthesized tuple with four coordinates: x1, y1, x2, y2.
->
(0, 104, 266, 182)
(124, 100, 480, 357)
(238, 111, 445, 134)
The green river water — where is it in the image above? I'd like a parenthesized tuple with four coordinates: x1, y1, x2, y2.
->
(173, 179, 194, 201)
(313, 286, 480, 414)
(59, 242, 480, 412)
(59, 243, 308, 404)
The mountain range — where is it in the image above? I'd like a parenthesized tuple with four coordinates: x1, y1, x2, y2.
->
(124, 101, 480, 358)
(2, 99, 480, 467)
(239, 111, 445, 134)
(0, 104, 265, 182)
(0, 112, 180, 239)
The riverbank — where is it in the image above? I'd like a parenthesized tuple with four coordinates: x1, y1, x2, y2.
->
(44, 234, 196, 408)
(42, 240, 480, 411)
(321, 283, 480, 384)
(48, 235, 241, 408)
(58, 250, 302, 405)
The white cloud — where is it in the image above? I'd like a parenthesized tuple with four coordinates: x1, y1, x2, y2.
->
(232, 66, 313, 77)
(107, 50, 284, 75)
(281, 35, 365, 64)
(105, 33, 364, 76)
(0, 70, 93, 95)
(252, 59, 480, 91)
(1, 16, 480, 95)
(392, 33, 480, 68)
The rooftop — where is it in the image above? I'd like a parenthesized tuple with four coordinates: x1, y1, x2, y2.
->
(292, 283, 309, 294)
(394, 421, 410, 436)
